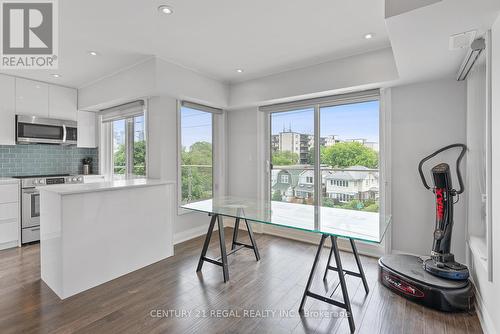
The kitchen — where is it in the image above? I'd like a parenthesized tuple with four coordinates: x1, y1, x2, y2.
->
(0, 74, 174, 300)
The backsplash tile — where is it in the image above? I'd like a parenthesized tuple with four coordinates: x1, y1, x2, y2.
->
(0, 145, 98, 177)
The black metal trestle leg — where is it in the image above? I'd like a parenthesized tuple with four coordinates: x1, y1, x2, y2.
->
(196, 214, 229, 282)
(231, 218, 240, 250)
(217, 215, 229, 282)
(196, 214, 217, 272)
(323, 238, 370, 294)
(299, 234, 327, 312)
(231, 208, 261, 261)
(299, 235, 356, 333)
(350, 238, 369, 294)
(198, 209, 262, 284)
(332, 236, 354, 333)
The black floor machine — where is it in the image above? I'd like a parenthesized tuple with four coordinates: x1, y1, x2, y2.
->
(378, 144, 474, 312)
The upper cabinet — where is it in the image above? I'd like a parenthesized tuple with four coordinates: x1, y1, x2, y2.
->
(0, 75, 80, 146)
(77, 111, 97, 148)
(15, 78, 49, 117)
(48, 85, 77, 121)
(0, 75, 16, 145)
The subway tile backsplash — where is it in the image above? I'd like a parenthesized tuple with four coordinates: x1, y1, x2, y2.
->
(0, 145, 98, 177)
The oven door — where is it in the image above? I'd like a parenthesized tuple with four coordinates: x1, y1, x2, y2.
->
(22, 188, 40, 228)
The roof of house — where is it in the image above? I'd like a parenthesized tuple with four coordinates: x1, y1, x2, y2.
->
(276, 168, 303, 186)
(324, 165, 377, 181)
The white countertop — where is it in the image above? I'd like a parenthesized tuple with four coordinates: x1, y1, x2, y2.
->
(38, 178, 173, 195)
(0, 177, 19, 185)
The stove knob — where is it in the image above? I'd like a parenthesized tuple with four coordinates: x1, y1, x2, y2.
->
(72, 177, 78, 182)
(32, 180, 38, 185)
(77, 177, 83, 182)
(38, 179, 45, 185)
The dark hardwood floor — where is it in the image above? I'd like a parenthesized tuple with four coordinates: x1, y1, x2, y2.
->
(0, 228, 482, 334)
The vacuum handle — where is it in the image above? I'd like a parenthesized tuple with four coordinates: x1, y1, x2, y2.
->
(418, 144, 467, 194)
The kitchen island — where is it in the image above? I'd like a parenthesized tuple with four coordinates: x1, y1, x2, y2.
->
(39, 179, 174, 299)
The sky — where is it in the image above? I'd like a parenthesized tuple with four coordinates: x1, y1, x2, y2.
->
(180, 100, 380, 149)
(181, 107, 212, 148)
(112, 115, 145, 151)
(271, 100, 379, 142)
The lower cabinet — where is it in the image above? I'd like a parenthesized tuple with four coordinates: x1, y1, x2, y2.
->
(0, 182, 20, 250)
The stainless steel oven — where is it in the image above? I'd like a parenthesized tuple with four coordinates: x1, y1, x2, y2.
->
(21, 187, 41, 243)
(14, 174, 84, 244)
(16, 115, 78, 145)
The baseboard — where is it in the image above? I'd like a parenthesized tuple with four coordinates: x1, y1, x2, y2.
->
(474, 287, 496, 334)
(472, 278, 496, 334)
(0, 240, 19, 251)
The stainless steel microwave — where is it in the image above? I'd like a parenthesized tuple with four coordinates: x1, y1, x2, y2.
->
(16, 115, 77, 145)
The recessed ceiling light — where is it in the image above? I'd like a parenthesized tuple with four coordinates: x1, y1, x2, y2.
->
(236, 69, 244, 73)
(158, 5, 173, 15)
(364, 33, 374, 40)
(51, 74, 61, 78)
(88, 51, 98, 56)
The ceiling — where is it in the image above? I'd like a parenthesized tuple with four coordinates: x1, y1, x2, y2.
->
(386, 0, 500, 85)
(0, 0, 391, 88)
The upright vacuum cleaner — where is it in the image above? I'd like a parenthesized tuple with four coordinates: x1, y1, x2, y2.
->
(378, 144, 474, 312)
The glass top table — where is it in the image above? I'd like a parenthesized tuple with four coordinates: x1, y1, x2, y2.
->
(181, 196, 391, 243)
(182, 196, 392, 333)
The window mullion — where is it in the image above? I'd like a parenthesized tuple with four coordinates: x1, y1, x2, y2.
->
(126, 118, 134, 177)
(314, 105, 321, 207)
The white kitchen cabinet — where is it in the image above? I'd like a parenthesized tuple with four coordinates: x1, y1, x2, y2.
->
(15, 78, 49, 117)
(49, 85, 77, 121)
(0, 180, 20, 250)
(0, 75, 16, 145)
(77, 111, 97, 148)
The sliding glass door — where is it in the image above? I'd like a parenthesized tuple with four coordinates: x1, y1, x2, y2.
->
(269, 99, 380, 213)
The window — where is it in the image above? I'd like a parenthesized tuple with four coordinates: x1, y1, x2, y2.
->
(281, 175, 289, 183)
(100, 100, 147, 179)
(266, 92, 380, 214)
(111, 115, 146, 178)
(179, 103, 217, 204)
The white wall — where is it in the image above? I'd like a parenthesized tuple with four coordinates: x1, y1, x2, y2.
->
(226, 107, 259, 198)
(229, 48, 398, 108)
(78, 57, 229, 111)
(470, 14, 500, 334)
(391, 79, 467, 261)
(148, 96, 212, 241)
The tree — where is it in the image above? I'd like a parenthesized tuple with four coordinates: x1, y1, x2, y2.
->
(113, 140, 147, 175)
(322, 142, 378, 168)
(272, 151, 299, 166)
(181, 141, 213, 202)
(322, 198, 335, 208)
(272, 190, 283, 201)
(307, 146, 327, 164)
